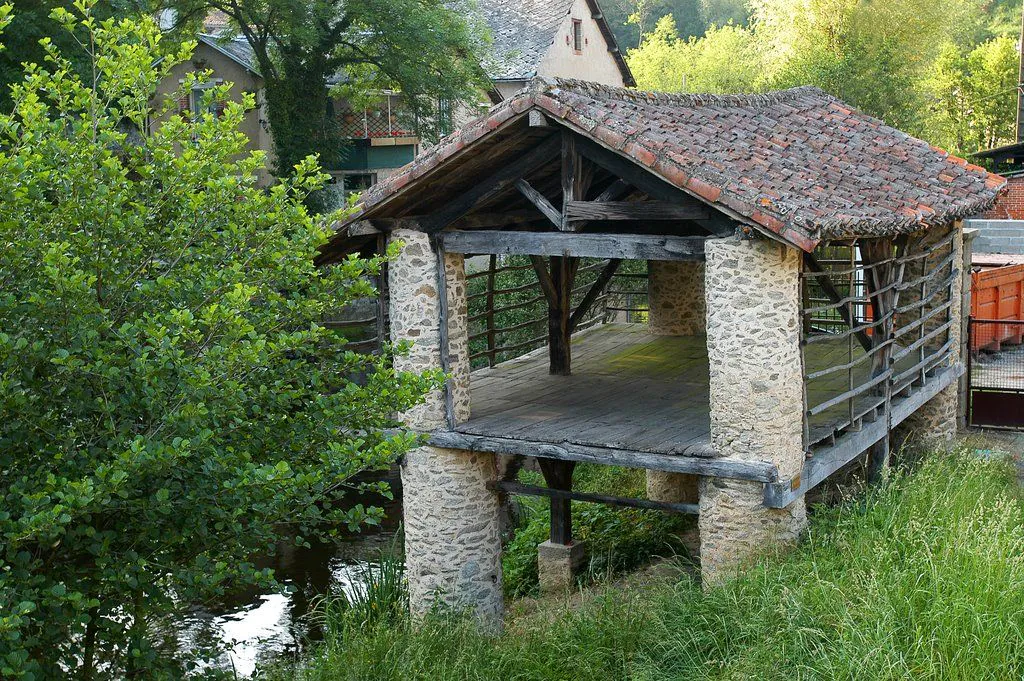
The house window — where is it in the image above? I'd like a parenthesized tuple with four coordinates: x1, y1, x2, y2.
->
(328, 172, 378, 201)
(180, 80, 224, 120)
(572, 19, 583, 53)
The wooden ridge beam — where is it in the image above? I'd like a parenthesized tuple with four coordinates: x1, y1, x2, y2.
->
(439, 230, 708, 261)
(565, 200, 710, 222)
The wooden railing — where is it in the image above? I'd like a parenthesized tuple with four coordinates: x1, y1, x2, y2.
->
(800, 227, 959, 451)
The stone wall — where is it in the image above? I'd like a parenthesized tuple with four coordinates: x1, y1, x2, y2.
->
(388, 229, 504, 627)
(648, 260, 706, 335)
(700, 236, 807, 582)
(646, 259, 704, 504)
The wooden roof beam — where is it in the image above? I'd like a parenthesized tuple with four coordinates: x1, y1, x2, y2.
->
(440, 230, 708, 261)
(420, 134, 561, 233)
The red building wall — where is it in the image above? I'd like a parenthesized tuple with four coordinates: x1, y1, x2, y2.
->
(981, 175, 1024, 219)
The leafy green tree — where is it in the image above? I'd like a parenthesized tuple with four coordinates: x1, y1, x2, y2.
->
(0, 4, 437, 677)
(165, 0, 491, 189)
(0, 0, 141, 112)
(627, 15, 761, 93)
(925, 36, 1018, 154)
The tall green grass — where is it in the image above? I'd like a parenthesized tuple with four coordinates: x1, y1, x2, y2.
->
(270, 449, 1024, 681)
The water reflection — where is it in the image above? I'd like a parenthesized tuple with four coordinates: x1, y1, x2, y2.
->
(179, 484, 402, 677)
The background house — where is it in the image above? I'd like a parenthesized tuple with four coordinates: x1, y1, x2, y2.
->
(150, 0, 633, 198)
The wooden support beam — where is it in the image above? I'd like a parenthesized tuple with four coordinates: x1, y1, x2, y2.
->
(568, 259, 621, 333)
(515, 179, 563, 229)
(538, 459, 575, 544)
(548, 255, 575, 375)
(804, 254, 873, 353)
(439, 231, 707, 261)
(449, 210, 546, 230)
(420, 135, 560, 232)
(529, 255, 558, 305)
(492, 481, 699, 515)
(425, 430, 780, 482)
(560, 132, 593, 231)
(565, 200, 710, 222)
(434, 239, 456, 430)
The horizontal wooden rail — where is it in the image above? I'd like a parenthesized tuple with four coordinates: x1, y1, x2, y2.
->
(491, 481, 699, 514)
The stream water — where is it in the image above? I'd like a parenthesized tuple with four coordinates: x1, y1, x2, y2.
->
(177, 487, 402, 677)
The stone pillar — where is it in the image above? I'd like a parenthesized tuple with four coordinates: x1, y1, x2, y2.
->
(537, 540, 587, 593)
(897, 224, 965, 443)
(389, 229, 503, 628)
(646, 260, 705, 505)
(700, 237, 807, 583)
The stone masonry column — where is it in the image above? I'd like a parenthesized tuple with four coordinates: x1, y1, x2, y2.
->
(389, 229, 503, 628)
(700, 237, 807, 584)
(896, 223, 965, 443)
(646, 260, 705, 505)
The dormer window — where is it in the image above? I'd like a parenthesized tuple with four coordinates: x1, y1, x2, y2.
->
(572, 19, 583, 53)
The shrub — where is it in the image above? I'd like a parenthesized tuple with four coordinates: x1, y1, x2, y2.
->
(0, 4, 436, 677)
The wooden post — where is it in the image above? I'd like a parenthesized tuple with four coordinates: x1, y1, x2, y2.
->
(485, 254, 497, 367)
(547, 255, 575, 375)
(538, 459, 576, 545)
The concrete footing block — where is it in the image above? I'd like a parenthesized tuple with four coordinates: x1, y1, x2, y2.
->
(537, 540, 587, 593)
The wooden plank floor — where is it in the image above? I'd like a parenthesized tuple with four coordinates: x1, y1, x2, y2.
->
(463, 324, 715, 456)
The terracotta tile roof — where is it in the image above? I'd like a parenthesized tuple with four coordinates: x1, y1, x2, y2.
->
(353, 78, 1005, 252)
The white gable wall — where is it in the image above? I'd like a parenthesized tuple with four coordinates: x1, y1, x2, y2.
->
(535, 0, 626, 87)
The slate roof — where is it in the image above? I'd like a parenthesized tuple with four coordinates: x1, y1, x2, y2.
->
(479, 0, 633, 86)
(351, 78, 1004, 251)
(198, 35, 259, 75)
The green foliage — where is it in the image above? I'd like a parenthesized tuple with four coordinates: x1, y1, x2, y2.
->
(269, 448, 1024, 680)
(166, 0, 491, 197)
(627, 0, 1021, 152)
(0, 6, 438, 677)
(501, 465, 690, 597)
(924, 36, 1019, 154)
(309, 550, 408, 632)
(0, 0, 140, 112)
(627, 16, 761, 94)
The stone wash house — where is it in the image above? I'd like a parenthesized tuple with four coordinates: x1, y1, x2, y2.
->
(318, 78, 1004, 627)
(150, 0, 632, 196)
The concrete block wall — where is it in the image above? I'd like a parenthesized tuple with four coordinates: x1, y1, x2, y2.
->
(965, 219, 1024, 255)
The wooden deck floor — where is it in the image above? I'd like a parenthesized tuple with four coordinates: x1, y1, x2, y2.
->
(463, 324, 715, 456)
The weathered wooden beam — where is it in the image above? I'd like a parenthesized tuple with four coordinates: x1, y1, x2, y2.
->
(538, 459, 575, 544)
(492, 481, 699, 515)
(515, 179, 563, 229)
(548, 255, 575, 375)
(420, 135, 560, 232)
(572, 135, 736, 237)
(568, 259, 621, 333)
(592, 179, 632, 203)
(425, 430, 780, 482)
(560, 132, 593, 231)
(529, 255, 558, 305)
(439, 231, 707, 261)
(448, 210, 543, 230)
(565, 200, 710, 222)
(764, 364, 962, 508)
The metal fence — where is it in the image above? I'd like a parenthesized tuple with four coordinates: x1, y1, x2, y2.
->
(968, 318, 1024, 429)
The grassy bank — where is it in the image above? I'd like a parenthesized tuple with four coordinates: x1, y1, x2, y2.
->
(270, 449, 1024, 680)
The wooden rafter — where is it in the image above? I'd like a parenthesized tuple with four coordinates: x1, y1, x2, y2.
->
(565, 200, 709, 222)
(515, 179, 563, 229)
(420, 135, 561, 233)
